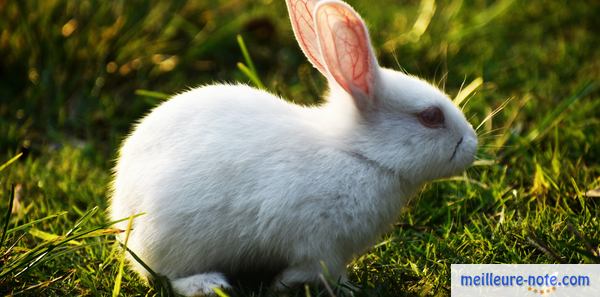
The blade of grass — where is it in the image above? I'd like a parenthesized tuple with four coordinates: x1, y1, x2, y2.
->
(121, 244, 158, 279)
(10, 227, 102, 277)
(450, 0, 515, 40)
(65, 206, 98, 237)
(237, 62, 266, 90)
(7, 211, 68, 234)
(237, 34, 257, 75)
(113, 215, 134, 297)
(1, 233, 26, 259)
(526, 81, 597, 142)
(11, 271, 73, 295)
(412, 0, 436, 38)
(213, 287, 231, 297)
(236, 34, 265, 89)
(134, 89, 170, 100)
(0, 185, 15, 247)
(122, 243, 176, 296)
(319, 274, 337, 297)
(29, 228, 82, 246)
(1, 211, 133, 278)
(0, 153, 23, 172)
(383, 0, 436, 49)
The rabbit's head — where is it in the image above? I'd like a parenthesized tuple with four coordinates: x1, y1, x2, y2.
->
(287, 0, 477, 183)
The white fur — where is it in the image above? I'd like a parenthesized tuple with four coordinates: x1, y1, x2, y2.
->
(110, 1, 477, 296)
(171, 273, 231, 296)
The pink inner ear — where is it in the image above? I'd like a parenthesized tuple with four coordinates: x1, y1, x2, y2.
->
(286, 0, 327, 75)
(316, 3, 374, 97)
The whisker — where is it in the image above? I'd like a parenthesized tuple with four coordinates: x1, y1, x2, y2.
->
(392, 52, 407, 74)
(478, 136, 512, 144)
(455, 77, 483, 110)
(467, 112, 480, 124)
(461, 91, 478, 111)
(477, 133, 506, 140)
(477, 127, 507, 137)
(433, 61, 441, 88)
(466, 166, 483, 179)
(478, 137, 504, 144)
(456, 75, 467, 107)
(476, 97, 514, 132)
(441, 43, 449, 92)
(440, 72, 449, 93)
(479, 144, 512, 149)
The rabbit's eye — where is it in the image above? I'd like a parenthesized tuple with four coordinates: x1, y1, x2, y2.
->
(418, 107, 445, 128)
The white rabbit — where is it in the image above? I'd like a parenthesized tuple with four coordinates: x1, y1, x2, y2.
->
(110, 0, 478, 296)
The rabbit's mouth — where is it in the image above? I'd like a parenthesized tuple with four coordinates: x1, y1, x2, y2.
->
(448, 135, 478, 173)
(449, 137, 464, 162)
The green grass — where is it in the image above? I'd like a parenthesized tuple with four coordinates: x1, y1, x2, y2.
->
(1, 0, 599, 296)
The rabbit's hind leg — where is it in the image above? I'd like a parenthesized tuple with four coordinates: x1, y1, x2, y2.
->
(171, 272, 231, 296)
(272, 261, 346, 291)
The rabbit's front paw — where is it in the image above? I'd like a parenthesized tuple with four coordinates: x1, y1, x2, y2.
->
(171, 272, 230, 296)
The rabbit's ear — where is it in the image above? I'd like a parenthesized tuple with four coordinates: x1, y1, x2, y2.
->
(314, 1, 379, 107)
(286, 0, 328, 75)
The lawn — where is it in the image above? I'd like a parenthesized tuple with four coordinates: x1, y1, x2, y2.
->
(1, 0, 599, 296)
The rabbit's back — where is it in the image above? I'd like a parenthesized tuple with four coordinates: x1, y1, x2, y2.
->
(114, 83, 317, 195)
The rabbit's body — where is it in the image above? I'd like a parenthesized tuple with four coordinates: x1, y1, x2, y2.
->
(111, 1, 478, 295)
(112, 83, 415, 281)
